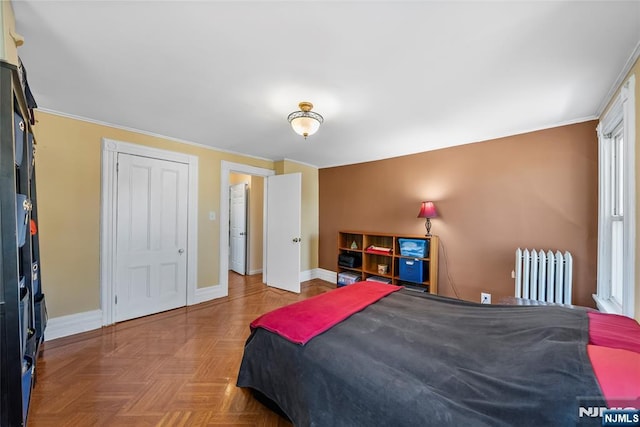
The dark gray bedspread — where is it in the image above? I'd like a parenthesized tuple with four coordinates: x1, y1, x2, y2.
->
(237, 291, 604, 426)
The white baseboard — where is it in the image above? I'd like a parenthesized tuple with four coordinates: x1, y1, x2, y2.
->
(45, 273, 336, 342)
(45, 309, 103, 341)
(315, 268, 338, 284)
(192, 285, 226, 304)
(299, 268, 337, 284)
(248, 268, 263, 275)
(299, 269, 314, 282)
(46, 287, 224, 342)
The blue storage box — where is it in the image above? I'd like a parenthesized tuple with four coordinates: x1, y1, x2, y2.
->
(337, 271, 361, 287)
(399, 258, 426, 283)
(398, 238, 428, 258)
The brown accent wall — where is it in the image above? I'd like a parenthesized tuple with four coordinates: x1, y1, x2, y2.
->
(319, 121, 599, 308)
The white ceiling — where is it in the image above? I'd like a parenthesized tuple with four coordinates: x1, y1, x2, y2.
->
(12, 1, 640, 168)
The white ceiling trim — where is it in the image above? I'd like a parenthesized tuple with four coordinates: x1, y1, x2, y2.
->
(278, 157, 319, 170)
(319, 115, 599, 169)
(35, 107, 275, 164)
(597, 39, 640, 117)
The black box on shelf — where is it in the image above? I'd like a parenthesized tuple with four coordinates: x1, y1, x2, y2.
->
(338, 252, 361, 268)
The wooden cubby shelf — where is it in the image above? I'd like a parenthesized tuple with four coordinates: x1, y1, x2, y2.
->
(337, 231, 439, 294)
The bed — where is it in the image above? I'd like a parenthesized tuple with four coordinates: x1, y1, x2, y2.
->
(237, 281, 640, 426)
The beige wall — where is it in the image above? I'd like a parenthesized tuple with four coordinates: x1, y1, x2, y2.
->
(249, 175, 264, 273)
(229, 173, 250, 185)
(319, 121, 599, 308)
(35, 112, 277, 318)
(274, 160, 319, 272)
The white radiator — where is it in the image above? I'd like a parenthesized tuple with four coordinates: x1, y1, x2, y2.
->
(514, 248, 573, 304)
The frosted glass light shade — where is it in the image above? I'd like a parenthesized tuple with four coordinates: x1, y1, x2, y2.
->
(287, 102, 324, 139)
(290, 116, 321, 137)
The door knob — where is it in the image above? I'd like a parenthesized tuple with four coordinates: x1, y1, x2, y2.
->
(292, 237, 302, 243)
(239, 232, 245, 236)
(178, 248, 185, 254)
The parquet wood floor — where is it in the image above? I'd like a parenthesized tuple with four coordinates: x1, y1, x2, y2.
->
(28, 274, 335, 427)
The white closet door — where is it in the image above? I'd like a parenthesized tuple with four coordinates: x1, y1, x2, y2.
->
(115, 153, 188, 322)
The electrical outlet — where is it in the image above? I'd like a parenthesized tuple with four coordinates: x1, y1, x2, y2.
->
(481, 292, 491, 304)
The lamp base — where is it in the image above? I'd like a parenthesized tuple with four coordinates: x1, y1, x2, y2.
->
(425, 218, 432, 236)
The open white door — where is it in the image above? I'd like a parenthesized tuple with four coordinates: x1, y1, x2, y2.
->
(265, 173, 301, 293)
(229, 183, 247, 275)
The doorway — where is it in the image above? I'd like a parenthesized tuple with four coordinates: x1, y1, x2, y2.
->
(220, 162, 302, 296)
(220, 162, 274, 296)
(229, 174, 265, 277)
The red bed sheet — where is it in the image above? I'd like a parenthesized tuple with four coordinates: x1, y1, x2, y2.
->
(588, 345, 640, 408)
(588, 311, 640, 354)
(250, 281, 400, 345)
(587, 311, 640, 406)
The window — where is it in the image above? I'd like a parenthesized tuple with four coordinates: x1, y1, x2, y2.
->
(595, 75, 636, 317)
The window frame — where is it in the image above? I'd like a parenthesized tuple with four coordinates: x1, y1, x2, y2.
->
(594, 74, 636, 317)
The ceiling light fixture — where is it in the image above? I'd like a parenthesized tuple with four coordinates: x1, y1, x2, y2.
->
(287, 101, 323, 139)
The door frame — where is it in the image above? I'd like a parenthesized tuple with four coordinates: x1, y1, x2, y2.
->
(220, 161, 275, 296)
(100, 138, 199, 326)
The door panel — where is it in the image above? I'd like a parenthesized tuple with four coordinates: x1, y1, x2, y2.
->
(115, 153, 188, 322)
(229, 183, 247, 275)
(266, 173, 301, 293)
